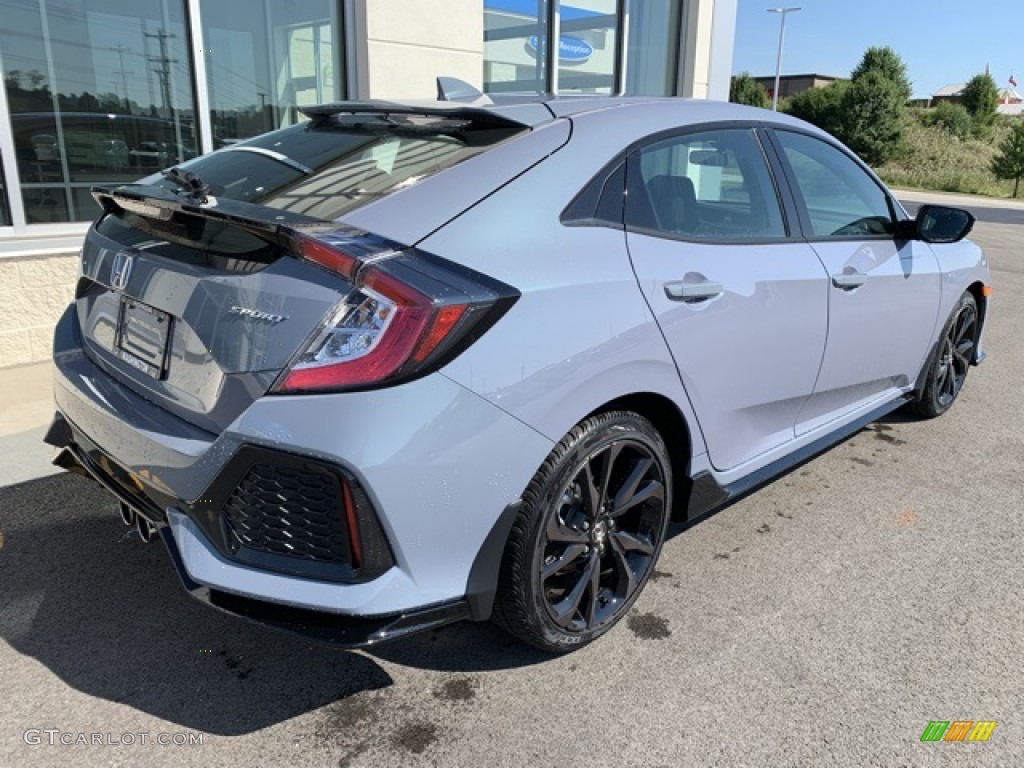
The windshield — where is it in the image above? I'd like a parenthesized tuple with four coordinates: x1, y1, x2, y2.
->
(145, 115, 524, 221)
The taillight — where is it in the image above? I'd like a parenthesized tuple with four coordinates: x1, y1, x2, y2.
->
(273, 231, 518, 394)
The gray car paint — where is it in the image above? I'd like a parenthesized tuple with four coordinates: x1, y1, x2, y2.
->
(55, 307, 554, 613)
(626, 234, 830, 471)
(50, 96, 990, 621)
(341, 118, 572, 248)
(794, 237, 942, 435)
(78, 224, 352, 433)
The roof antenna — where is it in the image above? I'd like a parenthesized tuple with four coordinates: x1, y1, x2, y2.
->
(436, 76, 493, 105)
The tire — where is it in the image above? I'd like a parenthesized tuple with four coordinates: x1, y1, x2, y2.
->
(493, 411, 672, 652)
(910, 291, 979, 418)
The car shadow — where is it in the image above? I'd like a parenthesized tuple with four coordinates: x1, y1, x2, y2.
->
(874, 405, 922, 425)
(0, 474, 550, 735)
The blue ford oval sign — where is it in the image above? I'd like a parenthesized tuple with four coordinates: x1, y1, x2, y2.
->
(526, 34, 594, 63)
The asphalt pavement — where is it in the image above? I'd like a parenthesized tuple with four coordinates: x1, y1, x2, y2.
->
(1, 196, 1021, 767)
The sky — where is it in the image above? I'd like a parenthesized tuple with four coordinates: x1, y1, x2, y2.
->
(732, 0, 1024, 99)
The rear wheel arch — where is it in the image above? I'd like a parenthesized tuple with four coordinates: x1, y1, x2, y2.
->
(492, 409, 673, 651)
(585, 392, 695, 522)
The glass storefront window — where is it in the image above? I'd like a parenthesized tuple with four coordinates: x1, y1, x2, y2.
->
(556, 1, 617, 94)
(483, 0, 549, 94)
(0, 157, 10, 225)
(1, 0, 198, 223)
(200, 0, 342, 146)
(484, 1, 678, 96)
(626, 0, 682, 96)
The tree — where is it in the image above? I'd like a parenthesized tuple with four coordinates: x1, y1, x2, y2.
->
(991, 120, 1024, 197)
(960, 72, 999, 133)
(836, 70, 905, 165)
(851, 46, 912, 104)
(784, 80, 849, 136)
(927, 101, 972, 140)
(730, 72, 770, 109)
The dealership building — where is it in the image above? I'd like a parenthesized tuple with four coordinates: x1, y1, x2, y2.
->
(0, 0, 737, 367)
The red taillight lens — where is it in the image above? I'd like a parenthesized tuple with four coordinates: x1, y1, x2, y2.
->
(274, 232, 518, 394)
(412, 305, 467, 363)
(298, 236, 358, 279)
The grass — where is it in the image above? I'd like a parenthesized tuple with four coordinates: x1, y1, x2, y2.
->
(875, 110, 1019, 199)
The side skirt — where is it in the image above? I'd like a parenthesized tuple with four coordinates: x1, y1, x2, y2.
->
(685, 395, 912, 524)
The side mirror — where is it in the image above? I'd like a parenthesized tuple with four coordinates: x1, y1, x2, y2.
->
(914, 204, 975, 244)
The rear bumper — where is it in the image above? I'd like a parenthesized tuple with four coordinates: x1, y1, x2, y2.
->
(49, 304, 554, 628)
(159, 524, 470, 647)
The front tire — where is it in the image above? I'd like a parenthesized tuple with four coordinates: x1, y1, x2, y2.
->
(493, 411, 672, 652)
(910, 291, 978, 418)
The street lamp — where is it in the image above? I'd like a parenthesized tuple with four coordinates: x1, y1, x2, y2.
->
(768, 7, 801, 111)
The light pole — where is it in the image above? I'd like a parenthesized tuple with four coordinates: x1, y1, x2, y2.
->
(768, 7, 801, 111)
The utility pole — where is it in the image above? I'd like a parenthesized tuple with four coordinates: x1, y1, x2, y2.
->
(145, 28, 178, 117)
(768, 7, 801, 111)
(111, 44, 133, 112)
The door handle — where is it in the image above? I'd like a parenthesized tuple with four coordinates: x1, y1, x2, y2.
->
(664, 280, 724, 302)
(831, 272, 867, 289)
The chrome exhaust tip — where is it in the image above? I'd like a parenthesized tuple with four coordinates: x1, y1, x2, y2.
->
(135, 516, 156, 543)
(118, 501, 136, 527)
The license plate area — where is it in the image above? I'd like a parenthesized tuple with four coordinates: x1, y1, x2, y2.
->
(114, 297, 172, 379)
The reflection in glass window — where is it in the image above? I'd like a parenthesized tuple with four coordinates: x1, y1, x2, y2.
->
(776, 131, 894, 238)
(483, 0, 549, 94)
(483, 0, 617, 94)
(556, 1, 617, 94)
(0, 0, 198, 223)
(0, 157, 10, 225)
(484, 1, 680, 96)
(200, 0, 343, 146)
(159, 116, 525, 221)
(626, 0, 682, 96)
(628, 130, 785, 241)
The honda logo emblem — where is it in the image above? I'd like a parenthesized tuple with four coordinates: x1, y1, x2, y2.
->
(110, 252, 133, 291)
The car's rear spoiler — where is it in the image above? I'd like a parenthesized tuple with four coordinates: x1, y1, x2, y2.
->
(91, 183, 334, 243)
(300, 99, 555, 129)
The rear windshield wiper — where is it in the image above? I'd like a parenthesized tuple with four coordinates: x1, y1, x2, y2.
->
(219, 145, 314, 175)
(161, 166, 211, 198)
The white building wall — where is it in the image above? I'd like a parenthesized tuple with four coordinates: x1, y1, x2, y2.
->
(679, 0, 712, 99)
(0, 253, 78, 367)
(353, 0, 484, 99)
(707, 0, 737, 101)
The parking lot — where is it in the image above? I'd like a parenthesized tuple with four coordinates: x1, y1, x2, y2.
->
(1, 194, 1021, 767)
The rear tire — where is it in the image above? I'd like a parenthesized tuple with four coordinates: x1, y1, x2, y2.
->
(910, 291, 978, 418)
(493, 411, 672, 652)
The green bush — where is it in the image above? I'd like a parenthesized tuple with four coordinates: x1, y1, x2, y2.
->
(784, 80, 848, 136)
(927, 101, 972, 140)
(730, 72, 770, 109)
(784, 46, 909, 165)
(837, 71, 905, 164)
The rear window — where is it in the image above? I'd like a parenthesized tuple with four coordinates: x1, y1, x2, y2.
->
(148, 114, 525, 221)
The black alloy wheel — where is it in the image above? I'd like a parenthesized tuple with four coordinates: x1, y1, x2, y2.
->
(912, 291, 978, 418)
(494, 411, 672, 652)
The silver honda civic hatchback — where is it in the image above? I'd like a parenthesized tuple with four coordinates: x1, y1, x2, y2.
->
(46, 94, 990, 652)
